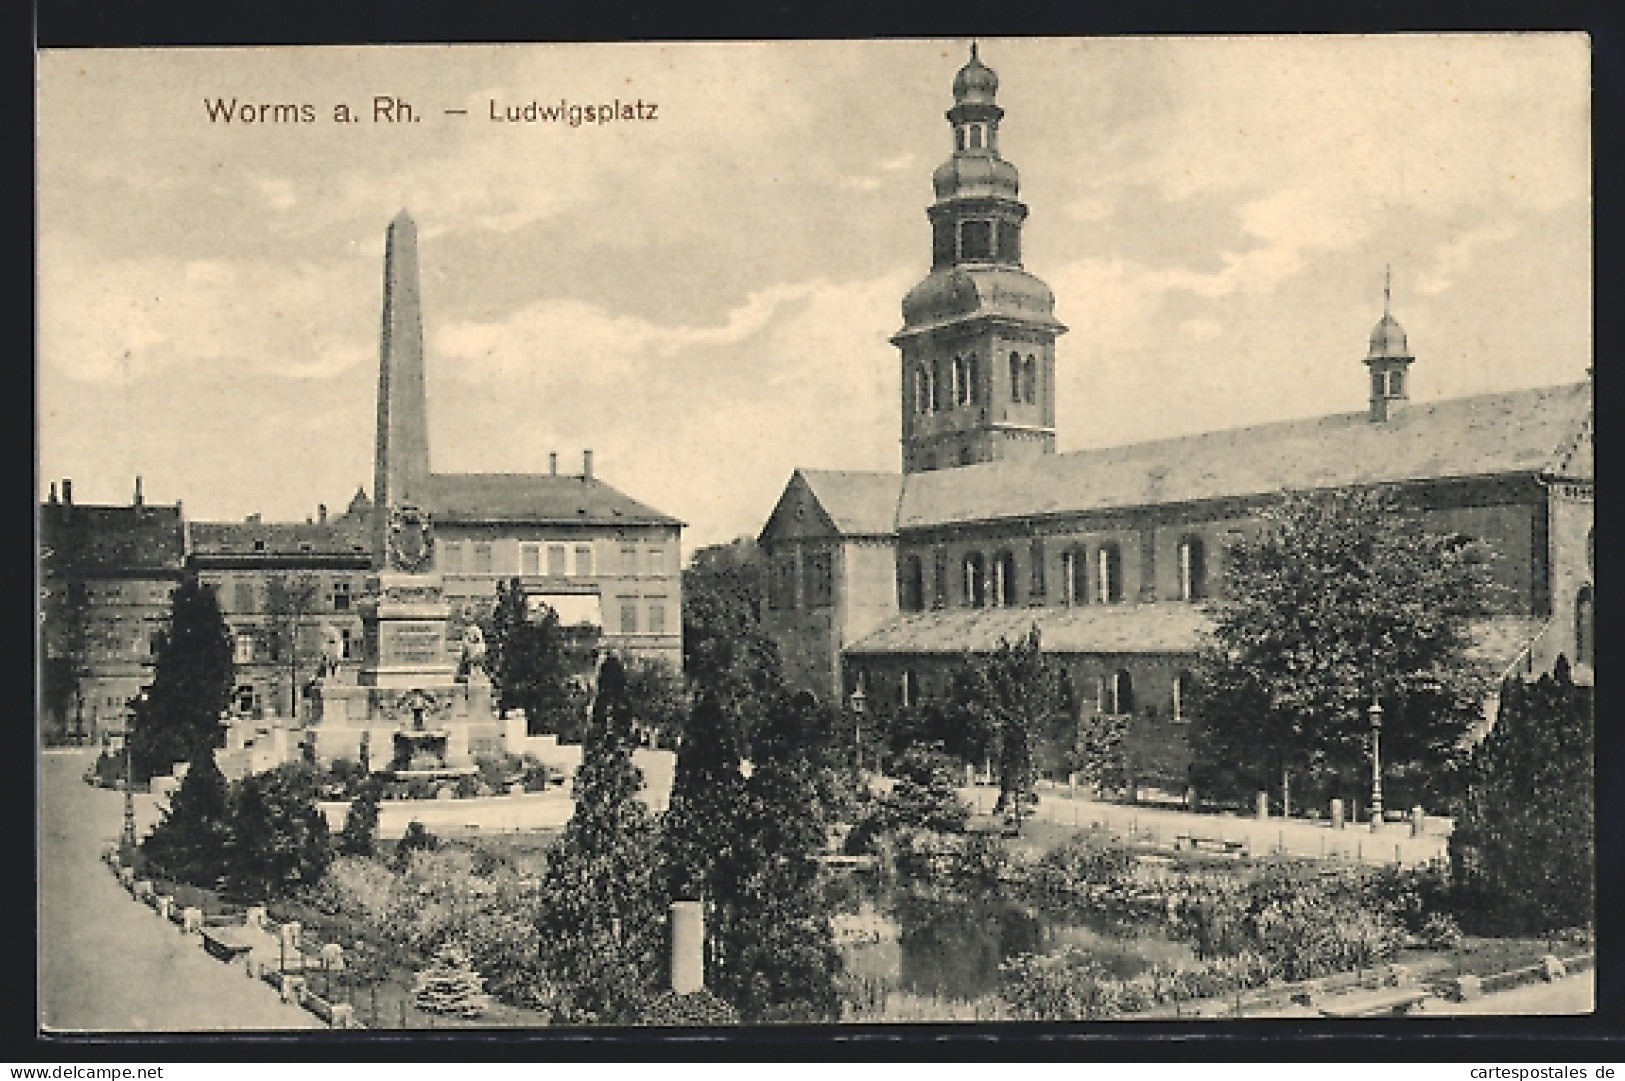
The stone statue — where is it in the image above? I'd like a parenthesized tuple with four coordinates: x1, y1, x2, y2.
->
(319, 623, 344, 677)
(459, 623, 488, 676)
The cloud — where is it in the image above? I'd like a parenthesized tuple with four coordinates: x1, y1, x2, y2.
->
(1416, 222, 1518, 296)
(38, 236, 376, 384)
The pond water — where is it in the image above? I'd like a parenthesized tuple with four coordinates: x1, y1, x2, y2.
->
(833, 873, 1197, 1004)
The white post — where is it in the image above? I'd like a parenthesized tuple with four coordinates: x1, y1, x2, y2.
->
(670, 900, 704, 994)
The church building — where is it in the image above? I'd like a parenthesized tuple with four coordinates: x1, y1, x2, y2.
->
(757, 48, 1594, 793)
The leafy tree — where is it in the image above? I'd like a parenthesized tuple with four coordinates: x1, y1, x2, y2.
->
(532, 655, 665, 1022)
(708, 690, 843, 1022)
(264, 573, 322, 717)
(1449, 660, 1594, 934)
(856, 744, 970, 843)
(1189, 489, 1498, 812)
(486, 579, 593, 738)
(337, 782, 381, 859)
(141, 747, 232, 887)
(945, 627, 1065, 821)
(127, 573, 234, 782)
(227, 763, 332, 900)
(620, 655, 690, 749)
(681, 539, 784, 741)
(661, 688, 748, 901)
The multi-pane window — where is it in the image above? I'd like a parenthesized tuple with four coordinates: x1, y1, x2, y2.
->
(521, 544, 541, 576)
(1097, 543, 1124, 604)
(1177, 536, 1207, 601)
(341, 627, 356, 660)
(441, 542, 463, 574)
(234, 632, 255, 664)
(332, 580, 352, 612)
(963, 552, 986, 608)
(621, 546, 639, 576)
(574, 545, 594, 577)
(648, 603, 666, 636)
(472, 544, 493, 573)
(547, 545, 568, 577)
(620, 602, 638, 634)
(991, 550, 1017, 607)
(1062, 547, 1087, 605)
(768, 555, 797, 610)
(804, 549, 834, 608)
(648, 548, 665, 578)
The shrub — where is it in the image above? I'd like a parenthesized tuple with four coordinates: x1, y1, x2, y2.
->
(393, 821, 439, 871)
(337, 785, 381, 858)
(637, 989, 741, 1026)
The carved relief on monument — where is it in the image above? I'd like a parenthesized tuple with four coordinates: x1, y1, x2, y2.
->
(387, 504, 435, 573)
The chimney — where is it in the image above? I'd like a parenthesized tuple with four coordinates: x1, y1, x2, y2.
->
(549, 452, 558, 476)
(582, 449, 594, 480)
(133, 475, 144, 506)
(62, 479, 73, 505)
(47, 481, 57, 505)
(318, 503, 328, 524)
(669, 900, 704, 994)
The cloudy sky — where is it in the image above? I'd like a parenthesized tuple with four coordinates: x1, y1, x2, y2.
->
(38, 36, 1590, 552)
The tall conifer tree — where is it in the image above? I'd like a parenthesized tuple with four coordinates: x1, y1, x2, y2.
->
(127, 572, 234, 782)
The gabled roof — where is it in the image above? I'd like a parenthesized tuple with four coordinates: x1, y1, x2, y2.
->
(420, 473, 681, 527)
(846, 605, 1545, 668)
(40, 503, 186, 574)
(899, 382, 1592, 530)
(188, 520, 371, 560)
(799, 470, 907, 536)
(758, 470, 905, 544)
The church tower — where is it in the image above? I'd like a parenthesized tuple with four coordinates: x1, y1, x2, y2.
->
(373, 209, 433, 564)
(893, 44, 1067, 473)
(1365, 267, 1414, 423)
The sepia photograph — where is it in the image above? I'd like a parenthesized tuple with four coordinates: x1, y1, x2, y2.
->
(36, 35, 1594, 1034)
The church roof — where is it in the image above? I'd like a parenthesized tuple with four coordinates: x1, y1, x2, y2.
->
(795, 470, 906, 537)
(899, 382, 1591, 530)
(847, 605, 1545, 670)
(420, 473, 682, 527)
(846, 603, 1213, 655)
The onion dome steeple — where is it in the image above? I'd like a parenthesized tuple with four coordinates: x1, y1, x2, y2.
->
(895, 46, 1067, 474)
(1364, 267, 1415, 422)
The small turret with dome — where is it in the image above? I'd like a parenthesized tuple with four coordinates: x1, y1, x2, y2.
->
(894, 43, 1067, 474)
(1364, 267, 1414, 422)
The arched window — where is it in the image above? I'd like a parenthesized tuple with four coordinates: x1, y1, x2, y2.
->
(900, 554, 925, 612)
(953, 355, 968, 406)
(1023, 354, 1038, 404)
(1177, 535, 1207, 601)
(963, 552, 986, 608)
(1009, 352, 1022, 401)
(933, 356, 951, 412)
(991, 550, 1018, 607)
(1111, 669, 1134, 715)
(1173, 670, 1195, 722)
(915, 364, 932, 414)
(1576, 585, 1595, 667)
(1061, 547, 1087, 605)
(967, 353, 980, 403)
(1097, 543, 1123, 604)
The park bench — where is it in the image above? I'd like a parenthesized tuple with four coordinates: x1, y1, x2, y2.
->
(1317, 986, 1430, 1017)
(199, 926, 256, 963)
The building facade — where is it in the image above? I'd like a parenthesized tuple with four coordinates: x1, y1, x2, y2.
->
(758, 49, 1594, 791)
(39, 478, 186, 743)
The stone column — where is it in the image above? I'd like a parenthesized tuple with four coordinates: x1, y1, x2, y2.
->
(670, 900, 704, 995)
(1256, 791, 1269, 820)
(1330, 798, 1345, 830)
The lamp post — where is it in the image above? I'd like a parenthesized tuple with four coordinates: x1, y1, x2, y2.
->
(848, 684, 867, 775)
(121, 692, 146, 857)
(1367, 697, 1384, 832)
